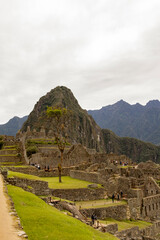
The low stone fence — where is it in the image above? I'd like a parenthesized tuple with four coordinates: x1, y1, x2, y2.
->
(7, 177, 50, 196)
(140, 221, 160, 237)
(70, 170, 104, 184)
(7, 166, 76, 177)
(0, 149, 17, 155)
(51, 188, 107, 201)
(0, 156, 19, 163)
(80, 204, 128, 220)
(115, 226, 141, 240)
(114, 221, 160, 240)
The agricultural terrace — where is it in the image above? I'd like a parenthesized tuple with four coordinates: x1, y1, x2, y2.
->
(100, 219, 152, 231)
(7, 185, 118, 240)
(8, 171, 102, 189)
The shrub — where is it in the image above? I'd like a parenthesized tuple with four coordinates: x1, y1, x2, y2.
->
(26, 146, 38, 158)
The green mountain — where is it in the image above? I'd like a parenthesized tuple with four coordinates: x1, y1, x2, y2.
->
(21, 86, 105, 152)
(21, 86, 160, 163)
(0, 116, 28, 136)
(102, 129, 160, 163)
(88, 100, 160, 145)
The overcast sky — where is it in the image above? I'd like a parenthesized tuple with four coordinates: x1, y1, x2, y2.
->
(0, 0, 160, 123)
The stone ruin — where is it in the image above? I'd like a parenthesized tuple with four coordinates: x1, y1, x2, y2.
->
(7, 129, 160, 239)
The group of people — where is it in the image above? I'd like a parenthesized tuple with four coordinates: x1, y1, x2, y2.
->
(45, 165, 50, 172)
(30, 162, 41, 170)
(112, 191, 123, 203)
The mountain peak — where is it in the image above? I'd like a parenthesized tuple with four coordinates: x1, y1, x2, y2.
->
(21, 86, 104, 152)
(146, 100, 160, 108)
(116, 99, 129, 105)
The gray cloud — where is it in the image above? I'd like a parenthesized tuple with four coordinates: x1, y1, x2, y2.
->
(0, 0, 160, 122)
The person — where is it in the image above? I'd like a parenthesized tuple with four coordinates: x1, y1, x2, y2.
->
(120, 191, 123, 199)
(112, 193, 115, 203)
(117, 193, 120, 201)
(91, 214, 95, 225)
(94, 214, 97, 227)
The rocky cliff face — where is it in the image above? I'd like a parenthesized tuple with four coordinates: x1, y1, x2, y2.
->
(21, 86, 105, 152)
(21, 86, 160, 162)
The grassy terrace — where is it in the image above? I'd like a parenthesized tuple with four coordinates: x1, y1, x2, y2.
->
(75, 199, 127, 209)
(8, 171, 102, 189)
(7, 185, 118, 240)
(100, 218, 152, 231)
(3, 145, 17, 148)
(0, 154, 17, 156)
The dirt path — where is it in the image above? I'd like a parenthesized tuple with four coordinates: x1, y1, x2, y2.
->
(0, 174, 21, 240)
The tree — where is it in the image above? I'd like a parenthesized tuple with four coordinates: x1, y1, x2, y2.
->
(0, 136, 4, 150)
(46, 106, 71, 182)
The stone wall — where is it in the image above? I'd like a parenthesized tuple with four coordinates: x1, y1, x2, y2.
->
(51, 188, 107, 201)
(70, 170, 103, 184)
(7, 177, 50, 196)
(7, 166, 75, 177)
(140, 221, 160, 240)
(114, 221, 160, 240)
(141, 194, 160, 219)
(0, 149, 17, 155)
(104, 176, 142, 198)
(0, 155, 20, 163)
(143, 177, 160, 197)
(80, 204, 128, 220)
(29, 143, 91, 169)
(115, 226, 141, 240)
(128, 197, 142, 220)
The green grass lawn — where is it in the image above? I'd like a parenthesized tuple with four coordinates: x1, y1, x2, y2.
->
(41, 176, 102, 189)
(75, 199, 127, 209)
(100, 218, 152, 231)
(8, 171, 102, 189)
(7, 185, 118, 240)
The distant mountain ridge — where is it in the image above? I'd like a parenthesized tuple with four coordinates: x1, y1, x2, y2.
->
(0, 87, 160, 163)
(0, 116, 28, 136)
(88, 99, 160, 145)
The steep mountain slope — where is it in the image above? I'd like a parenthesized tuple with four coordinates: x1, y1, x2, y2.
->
(20, 86, 160, 162)
(102, 129, 160, 163)
(0, 116, 28, 136)
(88, 100, 160, 145)
(21, 86, 105, 152)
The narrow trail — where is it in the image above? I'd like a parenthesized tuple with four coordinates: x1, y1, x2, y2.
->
(0, 174, 21, 240)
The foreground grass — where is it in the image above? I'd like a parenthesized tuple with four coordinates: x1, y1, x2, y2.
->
(8, 171, 102, 189)
(7, 185, 118, 240)
(100, 218, 152, 231)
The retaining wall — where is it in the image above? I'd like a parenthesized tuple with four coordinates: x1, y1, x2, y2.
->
(51, 188, 107, 201)
(80, 204, 128, 220)
(7, 177, 50, 196)
(70, 170, 103, 184)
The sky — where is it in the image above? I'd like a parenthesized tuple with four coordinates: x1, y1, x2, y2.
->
(0, 0, 160, 123)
